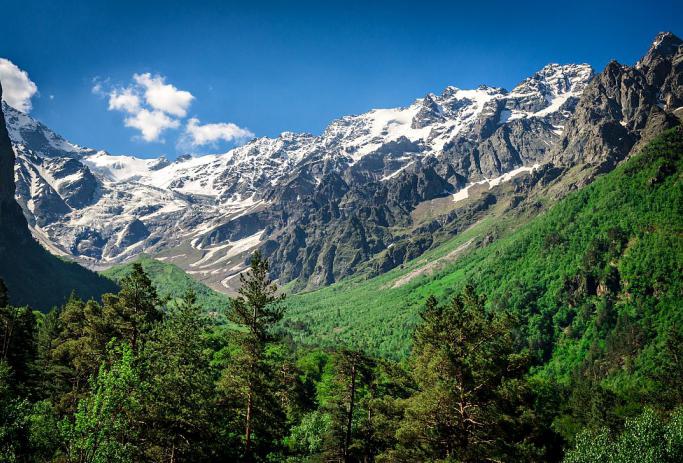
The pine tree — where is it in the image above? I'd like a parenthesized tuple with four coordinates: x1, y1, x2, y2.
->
(326, 349, 374, 463)
(52, 294, 111, 411)
(0, 303, 36, 388)
(219, 251, 286, 461)
(390, 287, 531, 462)
(140, 289, 216, 462)
(102, 263, 161, 352)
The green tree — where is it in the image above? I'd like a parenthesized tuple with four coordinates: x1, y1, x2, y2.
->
(0, 304, 36, 388)
(219, 251, 286, 461)
(0, 361, 31, 462)
(102, 263, 161, 352)
(390, 287, 532, 462)
(52, 294, 111, 411)
(326, 349, 374, 463)
(564, 407, 683, 463)
(63, 343, 142, 463)
(140, 289, 217, 462)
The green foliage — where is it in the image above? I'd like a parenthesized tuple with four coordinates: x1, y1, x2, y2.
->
(564, 408, 683, 463)
(218, 250, 289, 461)
(63, 343, 142, 463)
(0, 361, 31, 462)
(284, 410, 332, 456)
(285, 128, 683, 369)
(0, 129, 681, 462)
(139, 289, 218, 461)
(102, 262, 162, 351)
(385, 288, 537, 462)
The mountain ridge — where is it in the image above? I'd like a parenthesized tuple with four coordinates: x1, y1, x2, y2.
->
(6, 62, 595, 293)
(5, 32, 682, 296)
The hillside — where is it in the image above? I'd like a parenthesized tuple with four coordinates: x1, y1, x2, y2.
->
(102, 255, 230, 313)
(283, 127, 683, 373)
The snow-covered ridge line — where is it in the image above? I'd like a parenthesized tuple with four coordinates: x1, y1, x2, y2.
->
(5, 62, 594, 293)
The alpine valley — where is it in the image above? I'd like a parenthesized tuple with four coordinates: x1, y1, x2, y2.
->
(0, 26, 682, 463)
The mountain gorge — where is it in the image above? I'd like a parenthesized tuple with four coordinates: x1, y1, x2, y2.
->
(5, 32, 683, 297)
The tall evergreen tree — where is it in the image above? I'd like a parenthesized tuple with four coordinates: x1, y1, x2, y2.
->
(102, 263, 161, 352)
(326, 349, 374, 463)
(52, 294, 110, 411)
(219, 251, 286, 461)
(141, 289, 217, 462)
(0, 303, 36, 388)
(389, 287, 532, 462)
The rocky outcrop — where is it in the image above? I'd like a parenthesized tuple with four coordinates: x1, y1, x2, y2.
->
(552, 32, 683, 172)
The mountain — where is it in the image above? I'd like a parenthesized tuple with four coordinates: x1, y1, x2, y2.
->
(0, 83, 117, 310)
(6, 63, 594, 291)
(6, 32, 682, 297)
(282, 126, 683, 359)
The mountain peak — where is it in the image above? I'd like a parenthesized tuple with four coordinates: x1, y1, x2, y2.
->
(651, 31, 682, 52)
(636, 31, 682, 70)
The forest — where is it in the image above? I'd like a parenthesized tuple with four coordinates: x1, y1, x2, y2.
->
(1, 130, 682, 462)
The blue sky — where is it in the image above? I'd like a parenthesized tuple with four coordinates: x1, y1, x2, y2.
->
(2, 0, 681, 158)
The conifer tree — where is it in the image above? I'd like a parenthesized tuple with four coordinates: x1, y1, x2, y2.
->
(102, 263, 161, 351)
(141, 289, 216, 462)
(220, 251, 286, 461)
(391, 287, 531, 462)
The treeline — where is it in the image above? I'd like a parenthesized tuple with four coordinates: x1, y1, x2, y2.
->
(1, 252, 682, 462)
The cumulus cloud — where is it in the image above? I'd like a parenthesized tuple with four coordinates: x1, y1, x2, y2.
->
(108, 88, 140, 113)
(0, 58, 38, 112)
(182, 117, 254, 148)
(133, 73, 194, 117)
(99, 73, 192, 142)
(124, 109, 180, 142)
(99, 72, 252, 147)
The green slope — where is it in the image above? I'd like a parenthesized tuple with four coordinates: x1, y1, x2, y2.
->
(282, 127, 683, 375)
(102, 255, 230, 313)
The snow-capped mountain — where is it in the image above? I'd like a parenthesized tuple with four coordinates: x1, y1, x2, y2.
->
(8, 63, 596, 293)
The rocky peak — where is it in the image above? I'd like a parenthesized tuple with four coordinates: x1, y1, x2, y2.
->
(552, 32, 682, 171)
(638, 32, 683, 68)
(2, 101, 96, 159)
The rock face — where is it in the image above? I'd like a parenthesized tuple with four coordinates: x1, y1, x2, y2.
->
(0, 84, 117, 309)
(6, 32, 682, 294)
(552, 32, 683, 172)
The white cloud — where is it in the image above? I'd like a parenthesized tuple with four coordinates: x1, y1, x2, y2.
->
(101, 73, 191, 142)
(182, 117, 254, 147)
(108, 88, 140, 113)
(100, 72, 252, 146)
(0, 58, 38, 112)
(133, 73, 193, 117)
(124, 109, 180, 142)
